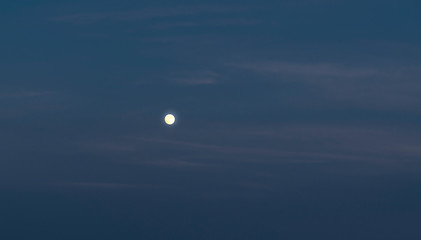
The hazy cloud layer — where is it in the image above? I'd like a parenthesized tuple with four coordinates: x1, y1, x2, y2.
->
(1, 1, 421, 238)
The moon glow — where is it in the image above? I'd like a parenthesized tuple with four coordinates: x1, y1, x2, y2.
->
(164, 114, 175, 125)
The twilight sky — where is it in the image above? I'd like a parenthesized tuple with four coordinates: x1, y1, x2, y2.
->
(1, 0, 421, 239)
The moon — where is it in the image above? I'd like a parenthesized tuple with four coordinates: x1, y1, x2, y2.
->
(164, 114, 175, 125)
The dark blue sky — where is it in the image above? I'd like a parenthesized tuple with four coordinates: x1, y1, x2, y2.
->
(1, 0, 421, 239)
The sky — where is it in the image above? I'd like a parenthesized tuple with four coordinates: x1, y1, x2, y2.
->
(1, 0, 421, 239)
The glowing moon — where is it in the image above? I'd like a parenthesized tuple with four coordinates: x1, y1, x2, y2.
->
(164, 114, 175, 125)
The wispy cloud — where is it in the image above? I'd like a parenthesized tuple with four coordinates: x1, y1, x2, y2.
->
(231, 61, 421, 110)
(77, 141, 136, 152)
(170, 70, 219, 85)
(0, 91, 55, 98)
(0, 90, 61, 118)
(397, 145, 421, 157)
(173, 78, 216, 85)
(51, 6, 241, 24)
(151, 18, 262, 29)
(234, 62, 380, 78)
(51, 182, 168, 189)
(136, 136, 387, 163)
(141, 158, 218, 168)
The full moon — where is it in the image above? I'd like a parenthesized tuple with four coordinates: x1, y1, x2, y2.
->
(164, 114, 175, 125)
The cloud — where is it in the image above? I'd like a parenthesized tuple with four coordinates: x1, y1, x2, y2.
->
(51, 5, 240, 24)
(77, 142, 136, 152)
(397, 145, 421, 157)
(173, 78, 216, 85)
(140, 158, 217, 168)
(170, 70, 219, 85)
(51, 182, 168, 189)
(231, 61, 421, 110)
(0, 90, 61, 118)
(136, 136, 386, 164)
(247, 123, 421, 163)
(234, 62, 380, 78)
(0, 91, 55, 98)
(151, 18, 262, 29)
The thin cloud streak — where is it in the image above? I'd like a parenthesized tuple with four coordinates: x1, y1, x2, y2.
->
(230, 61, 421, 110)
(51, 182, 168, 189)
(51, 5, 242, 24)
(234, 62, 380, 78)
(136, 137, 391, 163)
(173, 78, 216, 85)
(0, 91, 55, 98)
